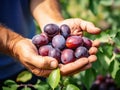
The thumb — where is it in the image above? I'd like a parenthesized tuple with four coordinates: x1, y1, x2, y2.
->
(80, 20, 101, 34)
(29, 55, 58, 69)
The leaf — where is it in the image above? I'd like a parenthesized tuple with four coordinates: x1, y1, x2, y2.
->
(98, 36, 110, 44)
(35, 85, 49, 90)
(66, 84, 80, 90)
(115, 70, 120, 87)
(63, 77, 70, 86)
(81, 69, 96, 90)
(34, 81, 50, 90)
(114, 0, 120, 7)
(98, 53, 110, 70)
(21, 87, 31, 90)
(100, 0, 113, 6)
(36, 79, 41, 84)
(16, 70, 32, 83)
(4, 80, 18, 90)
(2, 87, 12, 90)
(109, 60, 120, 78)
(47, 68, 60, 89)
(89, 0, 98, 15)
(4, 80, 16, 86)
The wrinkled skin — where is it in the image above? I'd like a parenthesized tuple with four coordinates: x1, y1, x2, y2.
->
(58, 18, 101, 76)
(12, 18, 101, 77)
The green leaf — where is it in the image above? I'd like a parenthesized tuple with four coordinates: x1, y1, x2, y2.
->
(100, 0, 113, 6)
(21, 87, 31, 90)
(114, 0, 120, 7)
(89, 0, 98, 15)
(81, 69, 96, 90)
(114, 37, 120, 46)
(35, 85, 49, 90)
(4, 80, 18, 90)
(16, 70, 32, 83)
(109, 60, 120, 78)
(63, 77, 70, 86)
(36, 79, 41, 84)
(97, 35, 110, 44)
(4, 80, 17, 86)
(34, 81, 50, 90)
(2, 87, 12, 90)
(115, 70, 120, 87)
(47, 68, 60, 89)
(66, 84, 80, 90)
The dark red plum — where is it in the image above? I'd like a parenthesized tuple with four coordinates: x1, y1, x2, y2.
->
(66, 36, 83, 49)
(61, 49, 75, 64)
(32, 34, 49, 48)
(44, 23, 60, 38)
(113, 47, 120, 54)
(96, 75, 105, 82)
(90, 74, 118, 90)
(48, 48, 61, 63)
(32, 23, 97, 65)
(82, 37, 92, 49)
(75, 46, 89, 58)
(52, 35, 66, 50)
(99, 83, 107, 90)
(38, 45, 53, 56)
(90, 80, 100, 90)
(60, 24, 71, 38)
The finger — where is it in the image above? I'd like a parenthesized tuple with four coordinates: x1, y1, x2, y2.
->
(79, 63, 92, 71)
(92, 40, 100, 47)
(72, 29, 83, 36)
(65, 63, 92, 76)
(26, 63, 52, 77)
(59, 58, 89, 76)
(80, 20, 101, 34)
(88, 55, 97, 63)
(23, 62, 52, 77)
(15, 39, 58, 69)
(28, 55, 58, 69)
(89, 47, 98, 55)
(31, 68, 52, 77)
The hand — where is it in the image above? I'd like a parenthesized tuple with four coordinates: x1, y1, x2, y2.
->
(12, 38, 58, 77)
(59, 40, 99, 76)
(57, 18, 101, 76)
(58, 18, 101, 36)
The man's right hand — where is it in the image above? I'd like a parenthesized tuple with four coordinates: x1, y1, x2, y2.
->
(12, 38, 58, 77)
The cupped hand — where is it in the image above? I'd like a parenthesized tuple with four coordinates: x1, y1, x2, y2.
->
(57, 18, 101, 76)
(12, 18, 101, 77)
(58, 18, 101, 36)
(12, 38, 58, 77)
(59, 40, 100, 76)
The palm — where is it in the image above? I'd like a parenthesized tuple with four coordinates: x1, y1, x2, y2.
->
(59, 18, 101, 35)
(13, 39, 57, 77)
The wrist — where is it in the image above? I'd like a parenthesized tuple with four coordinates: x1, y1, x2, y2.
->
(0, 25, 24, 56)
(7, 35, 24, 57)
(30, 0, 64, 31)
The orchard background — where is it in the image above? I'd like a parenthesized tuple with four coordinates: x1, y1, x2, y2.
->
(3, 0, 120, 90)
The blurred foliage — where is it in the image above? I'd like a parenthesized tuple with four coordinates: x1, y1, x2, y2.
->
(2, 0, 120, 90)
(59, 0, 120, 89)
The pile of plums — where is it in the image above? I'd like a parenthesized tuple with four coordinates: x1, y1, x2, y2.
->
(32, 23, 92, 64)
(90, 74, 118, 90)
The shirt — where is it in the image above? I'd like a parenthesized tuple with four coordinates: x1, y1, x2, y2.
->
(0, 0, 36, 79)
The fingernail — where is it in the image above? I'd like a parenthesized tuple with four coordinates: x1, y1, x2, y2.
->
(50, 61, 57, 68)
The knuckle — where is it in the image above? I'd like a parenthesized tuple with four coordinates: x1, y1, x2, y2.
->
(87, 22, 94, 26)
(31, 69, 40, 76)
(41, 58, 49, 68)
(89, 47, 98, 55)
(31, 69, 47, 77)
